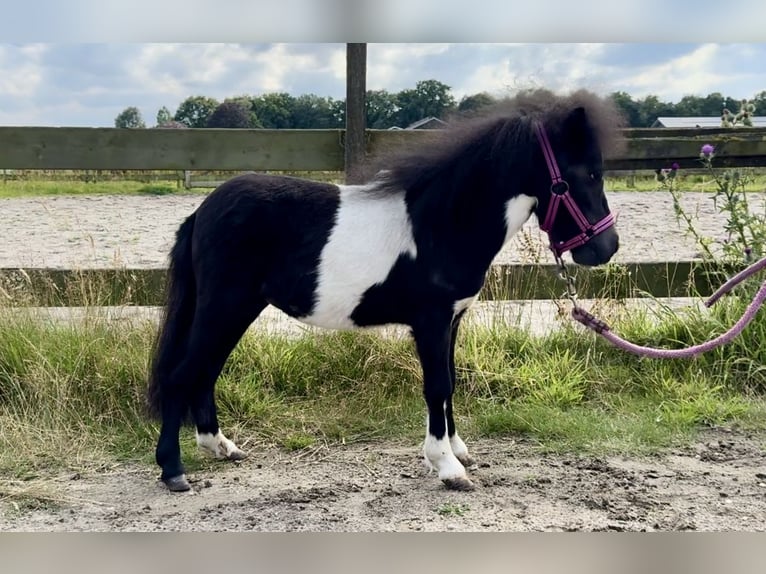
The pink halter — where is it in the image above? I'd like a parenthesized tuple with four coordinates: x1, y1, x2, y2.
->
(534, 122, 615, 257)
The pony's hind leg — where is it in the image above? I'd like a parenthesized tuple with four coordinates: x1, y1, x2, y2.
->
(413, 309, 474, 491)
(157, 290, 267, 491)
(188, 294, 268, 460)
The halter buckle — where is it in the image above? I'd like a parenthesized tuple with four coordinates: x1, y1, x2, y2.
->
(550, 181, 569, 195)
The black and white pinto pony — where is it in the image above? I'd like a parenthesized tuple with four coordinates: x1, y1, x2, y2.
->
(147, 89, 624, 492)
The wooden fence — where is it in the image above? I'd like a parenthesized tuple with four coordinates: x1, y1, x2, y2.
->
(1, 126, 765, 172)
(0, 262, 746, 307)
(1, 126, 765, 306)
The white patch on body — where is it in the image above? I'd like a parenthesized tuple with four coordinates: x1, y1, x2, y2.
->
(196, 430, 244, 460)
(448, 195, 535, 318)
(503, 194, 537, 246)
(453, 295, 477, 318)
(300, 184, 417, 329)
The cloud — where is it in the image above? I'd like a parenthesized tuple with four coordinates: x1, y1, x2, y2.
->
(611, 44, 765, 101)
(455, 44, 611, 99)
(0, 44, 46, 98)
(0, 43, 765, 126)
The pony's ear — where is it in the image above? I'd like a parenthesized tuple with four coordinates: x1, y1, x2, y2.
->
(562, 106, 591, 148)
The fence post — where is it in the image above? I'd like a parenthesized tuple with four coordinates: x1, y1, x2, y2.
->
(345, 43, 367, 184)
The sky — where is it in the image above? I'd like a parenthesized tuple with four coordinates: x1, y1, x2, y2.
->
(1, 43, 765, 128)
(1, 0, 765, 128)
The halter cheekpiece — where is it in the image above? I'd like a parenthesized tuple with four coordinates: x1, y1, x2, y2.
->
(534, 122, 615, 256)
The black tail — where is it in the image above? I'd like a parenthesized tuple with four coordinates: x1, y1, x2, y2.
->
(146, 213, 198, 419)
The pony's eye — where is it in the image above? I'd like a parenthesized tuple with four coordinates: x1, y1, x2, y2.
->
(589, 171, 602, 182)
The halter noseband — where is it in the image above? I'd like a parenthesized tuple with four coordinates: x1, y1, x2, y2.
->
(534, 122, 615, 257)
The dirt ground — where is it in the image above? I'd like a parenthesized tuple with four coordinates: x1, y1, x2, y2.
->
(2, 428, 765, 532)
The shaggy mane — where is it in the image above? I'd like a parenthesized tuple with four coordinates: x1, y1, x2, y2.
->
(363, 88, 626, 196)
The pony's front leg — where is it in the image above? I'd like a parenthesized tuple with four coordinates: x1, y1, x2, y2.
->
(413, 309, 474, 491)
(447, 311, 475, 468)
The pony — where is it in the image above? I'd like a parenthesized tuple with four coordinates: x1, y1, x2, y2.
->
(147, 89, 624, 492)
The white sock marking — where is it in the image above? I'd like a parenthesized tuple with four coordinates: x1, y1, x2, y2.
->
(300, 184, 417, 329)
(196, 430, 243, 459)
(424, 434, 467, 481)
(449, 433, 470, 461)
(423, 407, 467, 481)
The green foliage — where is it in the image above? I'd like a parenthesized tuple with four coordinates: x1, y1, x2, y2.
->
(223, 96, 263, 128)
(155, 106, 172, 127)
(120, 87, 766, 132)
(251, 93, 295, 129)
(436, 502, 469, 516)
(206, 100, 256, 128)
(608, 91, 763, 127)
(721, 98, 757, 127)
(659, 128, 765, 263)
(457, 92, 496, 115)
(114, 107, 146, 129)
(173, 95, 219, 128)
(291, 94, 344, 129)
(395, 79, 456, 127)
(365, 89, 399, 128)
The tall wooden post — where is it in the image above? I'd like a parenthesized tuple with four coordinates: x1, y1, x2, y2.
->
(345, 43, 367, 184)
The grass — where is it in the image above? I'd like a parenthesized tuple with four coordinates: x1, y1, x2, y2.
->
(0, 170, 344, 198)
(0, 180, 199, 198)
(435, 502, 470, 517)
(1, 291, 765, 483)
(608, 172, 766, 193)
(0, 172, 763, 198)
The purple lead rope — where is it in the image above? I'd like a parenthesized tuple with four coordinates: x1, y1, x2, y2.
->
(570, 256, 766, 359)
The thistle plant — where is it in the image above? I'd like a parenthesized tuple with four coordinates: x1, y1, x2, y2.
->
(656, 160, 715, 261)
(657, 127, 766, 265)
(721, 99, 757, 128)
(698, 144, 766, 262)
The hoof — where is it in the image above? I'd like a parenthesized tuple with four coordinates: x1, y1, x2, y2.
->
(442, 477, 475, 491)
(163, 474, 191, 492)
(457, 454, 477, 467)
(226, 448, 247, 461)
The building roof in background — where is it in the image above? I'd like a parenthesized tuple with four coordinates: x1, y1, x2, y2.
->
(652, 116, 766, 128)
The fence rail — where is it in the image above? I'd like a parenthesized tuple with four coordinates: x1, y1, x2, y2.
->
(1, 127, 765, 172)
(0, 262, 745, 308)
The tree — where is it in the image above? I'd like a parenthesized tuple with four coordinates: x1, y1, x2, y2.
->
(222, 96, 263, 128)
(365, 89, 398, 128)
(635, 94, 674, 127)
(173, 96, 219, 128)
(609, 91, 641, 127)
(457, 92, 496, 115)
(206, 100, 256, 128)
(291, 94, 342, 128)
(114, 106, 146, 128)
(751, 91, 766, 115)
(251, 93, 295, 128)
(395, 79, 456, 127)
(155, 106, 172, 126)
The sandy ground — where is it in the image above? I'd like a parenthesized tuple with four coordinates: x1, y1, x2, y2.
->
(1, 191, 765, 531)
(2, 191, 763, 268)
(1, 428, 765, 532)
